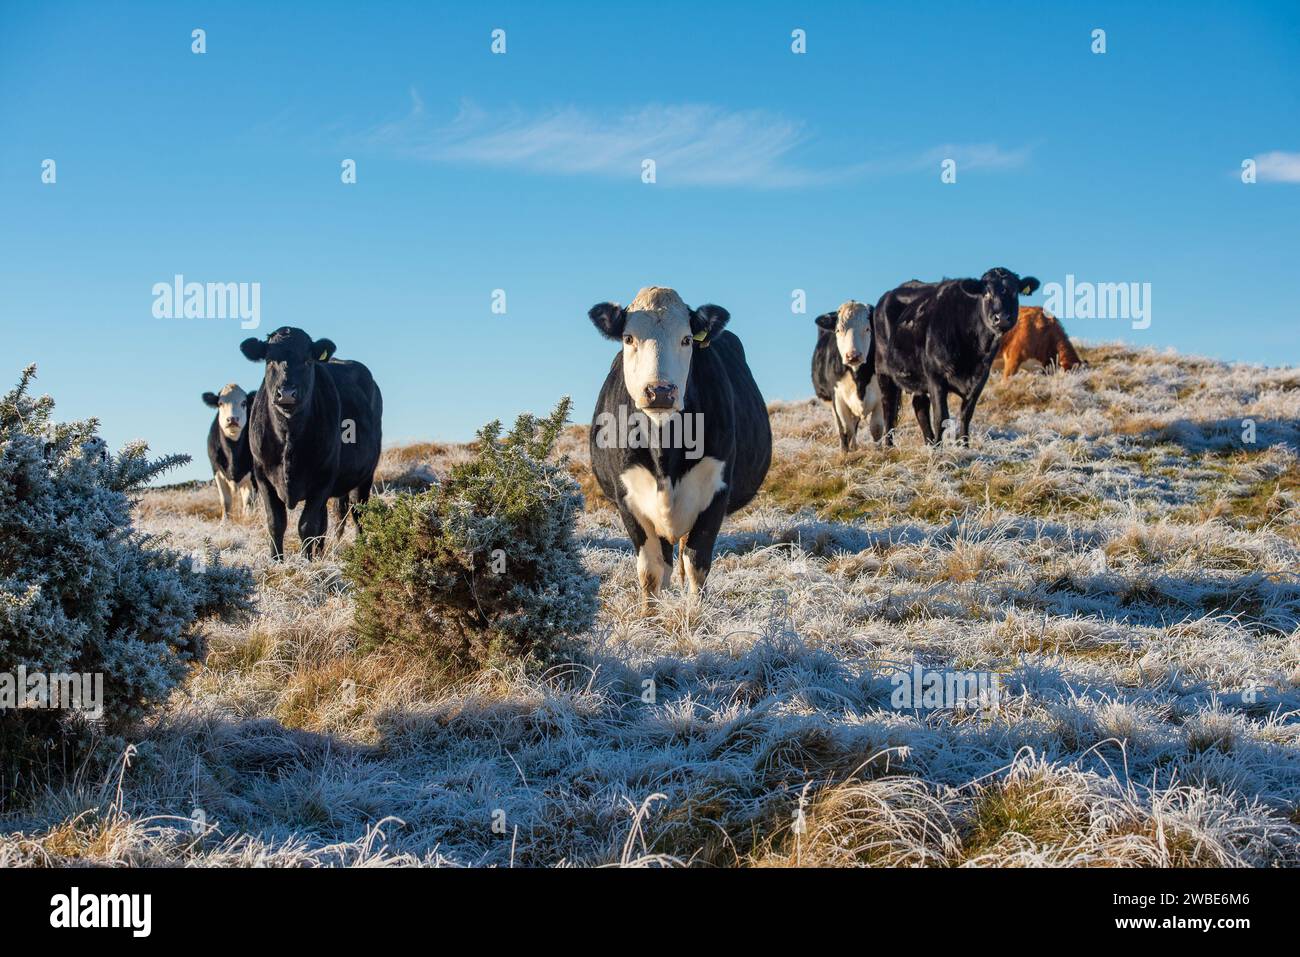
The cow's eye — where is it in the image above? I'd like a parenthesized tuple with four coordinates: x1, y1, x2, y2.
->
(622, 334, 634, 346)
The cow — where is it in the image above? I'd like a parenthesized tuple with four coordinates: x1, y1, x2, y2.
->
(874, 268, 1039, 446)
(993, 306, 1083, 380)
(811, 300, 884, 451)
(239, 327, 383, 560)
(201, 383, 257, 522)
(587, 287, 771, 611)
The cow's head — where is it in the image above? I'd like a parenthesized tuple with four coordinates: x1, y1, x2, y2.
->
(202, 383, 253, 440)
(974, 268, 1040, 334)
(239, 327, 337, 419)
(815, 300, 874, 370)
(589, 287, 729, 421)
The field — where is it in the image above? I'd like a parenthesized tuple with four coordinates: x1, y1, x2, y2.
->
(3, 342, 1299, 867)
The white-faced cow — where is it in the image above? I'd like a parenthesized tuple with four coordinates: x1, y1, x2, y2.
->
(202, 383, 257, 522)
(240, 327, 383, 560)
(811, 300, 884, 451)
(588, 287, 771, 610)
(874, 268, 1039, 446)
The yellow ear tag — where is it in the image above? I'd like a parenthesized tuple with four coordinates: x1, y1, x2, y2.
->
(1021, 285, 1033, 295)
(692, 329, 709, 347)
(319, 350, 329, 361)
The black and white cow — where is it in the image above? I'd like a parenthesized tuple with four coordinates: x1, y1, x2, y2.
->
(874, 268, 1039, 446)
(811, 300, 884, 451)
(240, 327, 383, 560)
(588, 287, 771, 610)
(202, 383, 257, 522)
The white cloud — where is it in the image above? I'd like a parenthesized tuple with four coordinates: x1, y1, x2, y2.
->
(1255, 151, 1300, 183)
(917, 143, 1033, 171)
(365, 92, 1031, 189)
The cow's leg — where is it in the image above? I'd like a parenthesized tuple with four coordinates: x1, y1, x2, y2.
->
(833, 393, 859, 452)
(331, 496, 350, 541)
(618, 508, 666, 613)
(912, 394, 936, 444)
(297, 492, 331, 560)
(929, 386, 950, 446)
(1001, 347, 1020, 381)
(829, 402, 848, 452)
(866, 389, 886, 444)
(238, 478, 257, 516)
(879, 375, 901, 447)
(260, 484, 288, 561)
(958, 380, 988, 446)
(349, 472, 375, 532)
(214, 473, 233, 523)
(634, 535, 671, 612)
(680, 491, 728, 597)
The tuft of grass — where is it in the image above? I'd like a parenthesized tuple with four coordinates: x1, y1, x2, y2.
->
(959, 771, 1093, 862)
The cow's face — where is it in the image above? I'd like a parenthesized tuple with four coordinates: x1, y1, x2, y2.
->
(815, 301, 873, 370)
(978, 269, 1040, 334)
(202, 384, 252, 440)
(240, 327, 337, 419)
(589, 287, 729, 422)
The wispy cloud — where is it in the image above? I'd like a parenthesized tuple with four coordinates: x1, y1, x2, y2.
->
(1255, 150, 1300, 183)
(917, 143, 1033, 172)
(364, 92, 1031, 189)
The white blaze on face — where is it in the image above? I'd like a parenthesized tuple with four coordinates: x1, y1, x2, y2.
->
(217, 384, 250, 439)
(834, 301, 872, 369)
(621, 287, 695, 419)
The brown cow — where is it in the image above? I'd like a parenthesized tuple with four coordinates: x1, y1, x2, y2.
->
(993, 306, 1083, 381)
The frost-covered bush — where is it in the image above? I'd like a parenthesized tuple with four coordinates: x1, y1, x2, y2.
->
(344, 398, 598, 671)
(0, 367, 252, 786)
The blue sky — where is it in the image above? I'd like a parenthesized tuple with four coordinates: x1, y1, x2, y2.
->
(1, 0, 1297, 482)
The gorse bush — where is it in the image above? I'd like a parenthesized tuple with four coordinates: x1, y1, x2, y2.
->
(344, 397, 598, 671)
(0, 366, 252, 791)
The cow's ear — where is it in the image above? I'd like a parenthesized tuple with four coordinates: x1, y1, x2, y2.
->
(588, 302, 627, 340)
(690, 304, 730, 341)
(202, 391, 220, 408)
(240, 337, 267, 361)
(313, 338, 337, 362)
(1019, 277, 1040, 296)
(814, 311, 837, 331)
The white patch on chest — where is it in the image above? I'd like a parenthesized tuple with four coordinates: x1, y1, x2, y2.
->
(835, 372, 868, 418)
(619, 456, 727, 542)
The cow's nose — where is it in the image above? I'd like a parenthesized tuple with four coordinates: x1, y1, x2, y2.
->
(276, 387, 297, 403)
(643, 383, 678, 410)
(845, 350, 863, 365)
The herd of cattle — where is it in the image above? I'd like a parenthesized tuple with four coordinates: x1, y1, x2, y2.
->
(204, 267, 1083, 604)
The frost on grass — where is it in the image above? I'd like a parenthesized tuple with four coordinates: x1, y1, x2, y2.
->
(1, 345, 1298, 867)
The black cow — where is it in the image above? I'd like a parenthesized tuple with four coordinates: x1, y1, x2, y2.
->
(811, 300, 884, 451)
(202, 383, 257, 522)
(588, 286, 771, 611)
(239, 327, 383, 559)
(874, 268, 1039, 446)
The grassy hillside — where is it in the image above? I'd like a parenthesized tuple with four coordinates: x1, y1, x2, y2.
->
(4, 342, 1298, 866)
